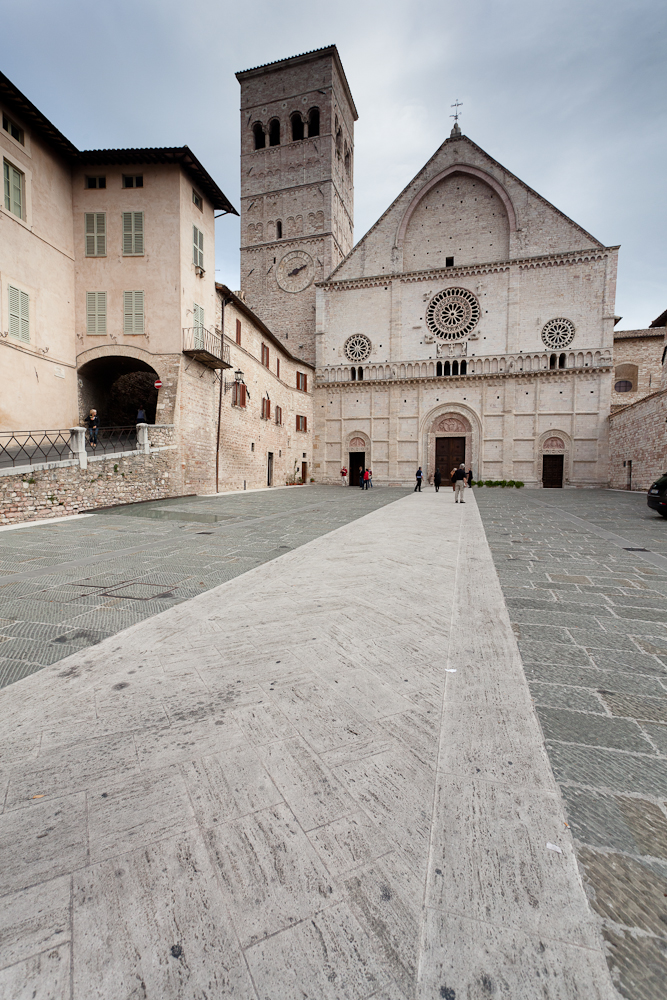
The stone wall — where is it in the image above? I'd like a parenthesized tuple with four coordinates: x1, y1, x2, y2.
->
(611, 329, 665, 411)
(0, 449, 182, 526)
(608, 388, 667, 491)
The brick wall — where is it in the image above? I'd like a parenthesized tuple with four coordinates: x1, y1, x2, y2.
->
(0, 449, 183, 525)
(608, 388, 667, 490)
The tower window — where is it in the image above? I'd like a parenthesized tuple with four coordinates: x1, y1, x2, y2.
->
(344, 143, 351, 177)
(336, 126, 342, 158)
(291, 113, 304, 142)
(558, 353, 567, 369)
(308, 107, 320, 137)
(253, 122, 266, 149)
(436, 361, 442, 376)
(268, 118, 280, 146)
(446, 256, 454, 267)
(276, 220, 282, 239)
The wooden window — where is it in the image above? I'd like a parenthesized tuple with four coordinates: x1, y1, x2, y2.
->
(8, 285, 29, 342)
(122, 211, 144, 255)
(192, 189, 203, 210)
(86, 176, 106, 189)
(261, 343, 269, 367)
(296, 371, 307, 392)
(84, 213, 106, 256)
(123, 290, 144, 334)
(296, 414, 307, 432)
(261, 397, 271, 420)
(2, 113, 24, 145)
(235, 318, 241, 344)
(122, 175, 143, 188)
(275, 405, 282, 426)
(232, 382, 247, 407)
(276, 358, 280, 379)
(193, 302, 205, 347)
(193, 225, 204, 268)
(4, 160, 23, 219)
(86, 292, 107, 335)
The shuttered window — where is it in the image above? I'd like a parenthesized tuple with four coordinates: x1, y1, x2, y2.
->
(4, 160, 23, 218)
(86, 292, 107, 335)
(232, 382, 247, 408)
(193, 302, 205, 347)
(123, 291, 144, 334)
(275, 405, 282, 426)
(276, 358, 280, 379)
(193, 225, 204, 268)
(235, 318, 241, 345)
(296, 414, 307, 432)
(8, 285, 29, 342)
(297, 372, 307, 391)
(122, 212, 144, 255)
(85, 213, 106, 256)
(261, 343, 269, 367)
(261, 398, 271, 420)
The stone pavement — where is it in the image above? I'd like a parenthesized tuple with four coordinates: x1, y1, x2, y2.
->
(0, 489, 620, 1000)
(0, 485, 410, 688)
(477, 488, 667, 1000)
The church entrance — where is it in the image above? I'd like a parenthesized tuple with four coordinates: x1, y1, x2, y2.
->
(542, 454, 563, 488)
(349, 451, 365, 489)
(435, 437, 465, 481)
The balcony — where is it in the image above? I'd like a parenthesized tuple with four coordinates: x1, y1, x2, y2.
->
(182, 327, 231, 370)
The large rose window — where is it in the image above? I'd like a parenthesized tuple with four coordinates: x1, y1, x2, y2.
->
(425, 288, 481, 341)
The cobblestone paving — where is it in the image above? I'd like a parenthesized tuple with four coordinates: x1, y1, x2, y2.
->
(476, 487, 667, 1000)
(0, 486, 410, 688)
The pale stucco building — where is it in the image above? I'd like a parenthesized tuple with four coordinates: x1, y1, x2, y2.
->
(236, 47, 618, 489)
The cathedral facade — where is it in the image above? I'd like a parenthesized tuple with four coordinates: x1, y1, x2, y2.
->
(238, 46, 617, 488)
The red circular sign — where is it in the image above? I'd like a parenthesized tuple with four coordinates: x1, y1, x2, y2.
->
(154, 379, 162, 389)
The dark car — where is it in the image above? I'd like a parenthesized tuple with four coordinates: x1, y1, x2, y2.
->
(647, 474, 667, 518)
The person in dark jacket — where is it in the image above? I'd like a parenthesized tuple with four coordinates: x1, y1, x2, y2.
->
(137, 405, 147, 423)
(433, 468, 442, 492)
(359, 468, 364, 489)
(414, 467, 423, 492)
(453, 464, 467, 502)
(87, 409, 99, 450)
(466, 468, 473, 486)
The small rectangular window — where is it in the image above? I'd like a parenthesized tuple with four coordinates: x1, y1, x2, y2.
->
(2, 114, 24, 145)
(8, 285, 29, 342)
(296, 414, 307, 432)
(123, 175, 143, 188)
(445, 256, 454, 267)
(192, 189, 203, 211)
(275, 405, 282, 426)
(84, 212, 106, 256)
(261, 398, 271, 420)
(276, 358, 280, 379)
(123, 290, 144, 334)
(86, 176, 106, 189)
(296, 371, 307, 392)
(4, 160, 23, 219)
(232, 382, 247, 408)
(86, 291, 107, 335)
(261, 343, 269, 367)
(193, 225, 204, 268)
(235, 318, 241, 345)
(122, 211, 144, 255)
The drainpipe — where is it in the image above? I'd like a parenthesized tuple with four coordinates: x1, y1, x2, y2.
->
(215, 296, 232, 494)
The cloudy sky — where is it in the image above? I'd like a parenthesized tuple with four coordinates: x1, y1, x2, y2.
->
(5, 0, 665, 328)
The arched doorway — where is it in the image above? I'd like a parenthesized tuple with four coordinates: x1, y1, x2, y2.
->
(78, 356, 159, 427)
(542, 436, 566, 488)
(428, 413, 473, 482)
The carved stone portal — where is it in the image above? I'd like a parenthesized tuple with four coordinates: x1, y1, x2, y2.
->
(543, 436, 565, 451)
(435, 417, 467, 434)
(349, 436, 366, 449)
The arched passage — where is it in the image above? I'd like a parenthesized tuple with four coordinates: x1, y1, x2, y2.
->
(78, 355, 159, 426)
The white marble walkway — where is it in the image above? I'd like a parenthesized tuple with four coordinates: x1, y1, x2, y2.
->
(0, 491, 618, 999)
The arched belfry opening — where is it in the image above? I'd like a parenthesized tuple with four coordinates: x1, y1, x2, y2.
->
(291, 113, 304, 141)
(268, 118, 281, 146)
(308, 107, 320, 137)
(78, 356, 159, 427)
(253, 122, 265, 149)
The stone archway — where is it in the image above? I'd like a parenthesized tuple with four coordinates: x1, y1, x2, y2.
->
(425, 410, 476, 483)
(78, 355, 160, 427)
(537, 430, 571, 487)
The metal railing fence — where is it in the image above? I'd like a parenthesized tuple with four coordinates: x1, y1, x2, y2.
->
(0, 429, 72, 470)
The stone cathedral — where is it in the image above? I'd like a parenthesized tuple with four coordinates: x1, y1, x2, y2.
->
(237, 46, 617, 488)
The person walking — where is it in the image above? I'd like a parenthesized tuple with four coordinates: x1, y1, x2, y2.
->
(363, 469, 370, 490)
(466, 467, 473, 487)
(137, 405, 147, 423)
(450, 466, 457, 492)
(433, 467, 442, 492)
(367, 469, 373, 488)
(340, 466, 348, 486)
(414, 467, 423, 492)
(453, 463, 467, 502)
(87, 409, 99, 451)
(359, 468, 364, 489)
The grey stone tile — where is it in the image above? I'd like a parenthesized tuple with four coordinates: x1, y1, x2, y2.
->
(548, 743, 667, 797)
(0, 793, 88, 895)
(510, 622, 577, 644)
(536, 706, 653, 753)
(182, 745, 282, 827)
(268, 680, 375, 754)
(602, 925, 667, 1000)
(598, 690, 667, 723)
(257, 736, 356, 831)
(587, 648, 667, 675)
(72, 830, 255, 999)
(523, 660, 667, 696)
(133, 716, 245, 770)
(87, 766, 197, 863)
(0, 944, 70, 1000)
(560, 786, 639, 854)
(307, 810, 392, 877)
(577, 844, 667, 939)
(0, 658, 45, 687)
(528, 681, 605, 713)
(0, 875, 70, 971)
(378, 708, 440, 768)
(245, 900, 386, 1000)
(205, 801, 337, 948)
(640, 722, 667, 754)
(232, 697, 298, 745)
(0, 638, 77, 664)
(518, 640, 594, 666)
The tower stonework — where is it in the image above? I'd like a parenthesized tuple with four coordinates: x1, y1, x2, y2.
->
(236, 46, 357, 365)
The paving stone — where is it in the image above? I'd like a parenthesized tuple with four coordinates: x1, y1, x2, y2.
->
(640, 722, 667, 754)
(0, 875, 70, 971)
(518, 640, 594, 666)
(537, 705, 653, 753)
(0, 793, 88, 895)
(602, 927, 667, 1000)
(528, 681, 605, 713)
(0, 944, 70, 1000)
(577, 845, 667, 938)
(549, 742, 667, 797)
(598, 690, 667, 723)
(587, 649, 667, 675)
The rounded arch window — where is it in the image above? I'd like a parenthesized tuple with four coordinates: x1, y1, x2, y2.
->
(541, 318, 575, 350)
(290, 113, 304, 142)
(268, 118, 281, 146)
(615, 380, 633, 393)
(425, 288, 481, 341)
(308, 107, 320, 137)
(252, 122, 265, 150)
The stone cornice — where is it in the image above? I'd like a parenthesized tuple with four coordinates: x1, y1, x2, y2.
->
(316, 246, 620, 292)
(315, 366, 611, 390)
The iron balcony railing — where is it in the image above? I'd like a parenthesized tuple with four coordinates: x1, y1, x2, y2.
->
(0, 429, 72, 470)
(87, 426, 137, 454)
(182, 327, 231, 369)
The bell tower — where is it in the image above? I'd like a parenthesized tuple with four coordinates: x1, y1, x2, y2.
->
(236, 45, 357, 365)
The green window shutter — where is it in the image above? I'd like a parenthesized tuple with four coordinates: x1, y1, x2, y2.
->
(133, 290, 144, 333)
(123, 212, 144, 254)
(133, 212, 143, 253)
(193, 226, 204, 267)
(85, 213, 105, 256)
(87, 292, 106, 334)
(85, 213, 95, 255)
(8, 285, 20, 338)
(122, 212, 133, 255)
(19, 290, 29, 342)
(123, 290, 134, 332)
(12, 167, 22, 219)
(97, 291, 106, 334)
(193, 302, 204, 347)
(3, 161, 9, 210)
